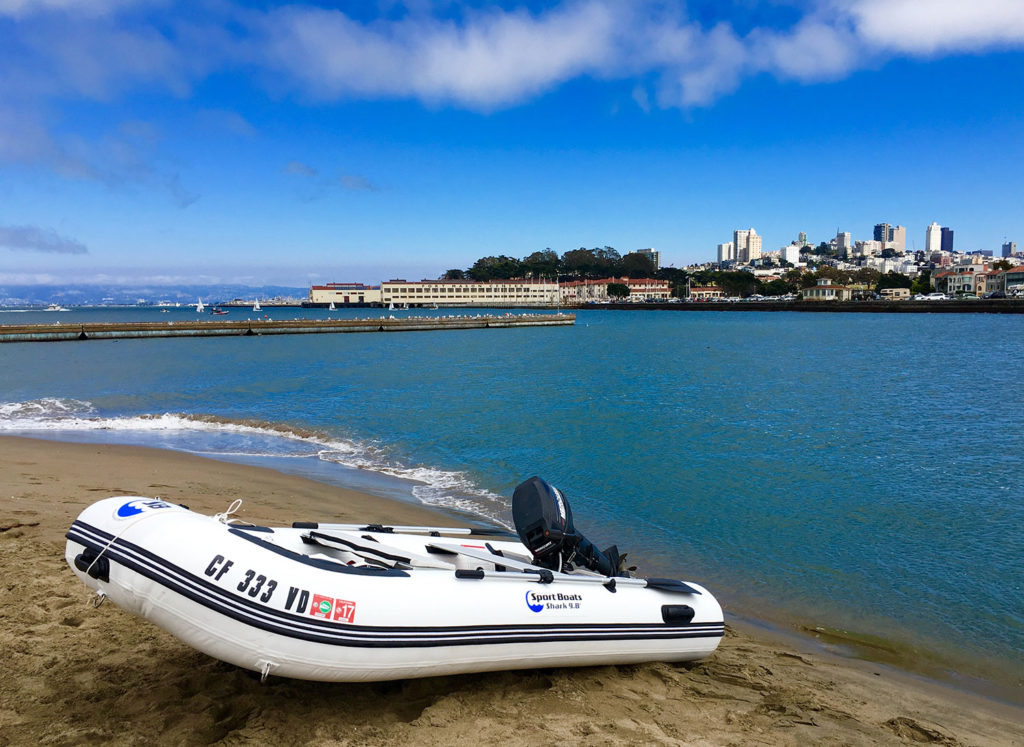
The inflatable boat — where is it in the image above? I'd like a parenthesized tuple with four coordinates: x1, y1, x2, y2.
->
(65, 476, 723, 682)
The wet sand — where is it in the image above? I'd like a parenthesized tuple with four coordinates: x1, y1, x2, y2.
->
(1, 435, 1021, 746)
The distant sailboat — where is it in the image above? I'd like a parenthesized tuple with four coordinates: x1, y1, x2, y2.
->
(388, 302, 395, 311)
(196, 298, 205, 314)
(253, 299, 261, 311)
(328, 301, 336, 311)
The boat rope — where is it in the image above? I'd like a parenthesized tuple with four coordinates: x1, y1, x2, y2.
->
(214, 499, 244, 525)
(82, 503, 167, 586)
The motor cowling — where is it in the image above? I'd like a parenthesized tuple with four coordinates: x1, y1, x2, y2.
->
(512, 476, 623, 577)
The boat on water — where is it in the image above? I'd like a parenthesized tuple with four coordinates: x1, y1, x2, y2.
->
(253, 299, 261, 311)
(44, 304, 69, 312)
(196, 298, 206, 314)
(328, 302, 336, 311)
(66, 477, 722, 683)
(210, 307, 229, 315)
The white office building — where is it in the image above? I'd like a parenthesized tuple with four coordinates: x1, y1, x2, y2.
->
(925, 222, 942, 253)
(780, 244, 802, 265)
(733, 228, 762, 264)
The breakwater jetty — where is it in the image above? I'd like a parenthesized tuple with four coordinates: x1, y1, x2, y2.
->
(0, 313, 575, 344)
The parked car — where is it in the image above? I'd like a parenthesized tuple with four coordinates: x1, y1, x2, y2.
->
(984, 291, 1006, 299)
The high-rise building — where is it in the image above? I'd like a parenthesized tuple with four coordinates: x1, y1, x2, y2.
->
(733, 229, 750, 262)
(717, 242, 735, 264)
(835, 230, 852, 257)
(925, 222, 942, 253)
(747, 230, 762, 262)
(781, 245, 801, 265)
(1002, 241, 1017, 257)
(941, 227, 954, 254)
(890, 225, 906, 253)
(874, 223, 890, 243)
(636, 248, 660, 270)
(733, 228, 761, 263)
(798, 231, 807, 246)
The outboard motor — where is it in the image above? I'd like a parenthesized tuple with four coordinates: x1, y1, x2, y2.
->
(512, 476, 624, 577)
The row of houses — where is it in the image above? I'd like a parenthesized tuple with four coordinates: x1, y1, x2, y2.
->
(308, 277, 672, 307)
(932, 264, 1024, 296)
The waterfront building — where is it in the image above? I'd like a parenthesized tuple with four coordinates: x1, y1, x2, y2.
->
(941, 227, 954, 254)
(935, 261, 991, 295)
(635, 248, 660, 271)
(803, 278, 851, 301)
(983, 268, 1006, 294)
(1003, 241, 1017, 257)
(717, 242, 735, 264)
(925, 222, 942, 253)
(308, 283, 382, 306)
(558, 277, 671, 304)
(689, 285, 724, 300)
(378, 278, 560, 308)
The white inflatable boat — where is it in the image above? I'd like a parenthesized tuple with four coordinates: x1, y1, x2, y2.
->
(65, 476, 723, 682)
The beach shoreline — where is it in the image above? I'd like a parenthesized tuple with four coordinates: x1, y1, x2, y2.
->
(2, 434, 1022, 745)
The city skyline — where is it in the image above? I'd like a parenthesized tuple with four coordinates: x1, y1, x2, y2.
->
(1, 1, 1023, 287)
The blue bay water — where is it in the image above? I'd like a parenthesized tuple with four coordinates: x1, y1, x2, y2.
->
(1, 307, 1022, 693)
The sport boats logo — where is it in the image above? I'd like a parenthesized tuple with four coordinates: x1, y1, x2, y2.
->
(114, 498, 175, 519)
(525, 589, 583, 613)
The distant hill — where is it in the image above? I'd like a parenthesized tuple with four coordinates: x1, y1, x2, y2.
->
(0, 284, 310, 307)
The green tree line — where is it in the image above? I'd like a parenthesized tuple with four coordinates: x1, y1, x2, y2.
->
(442, 247, 658, 283)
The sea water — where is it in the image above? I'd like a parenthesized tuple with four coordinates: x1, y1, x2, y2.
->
(1, 307, 1022, 695)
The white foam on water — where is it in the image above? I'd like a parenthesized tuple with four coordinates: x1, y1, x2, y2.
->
(0, 397, 510, 525)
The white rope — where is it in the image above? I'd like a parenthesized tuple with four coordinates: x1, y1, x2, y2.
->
(83, 507, 156, 579)
(214, 498, 244, 525)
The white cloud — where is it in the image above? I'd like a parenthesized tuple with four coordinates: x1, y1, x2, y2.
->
(0, 0, 144, 19)
(2, 0, 1023, 137)
(260, 2, 623, 108)
(849, 0, 1024, 56)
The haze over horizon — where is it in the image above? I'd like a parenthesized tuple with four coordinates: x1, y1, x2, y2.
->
(1, 0, 1022, 287)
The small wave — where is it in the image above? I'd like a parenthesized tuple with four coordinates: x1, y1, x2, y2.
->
(0, 398, 510, 525)
(0, 397, 97, 420)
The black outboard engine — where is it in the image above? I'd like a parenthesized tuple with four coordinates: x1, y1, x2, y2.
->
(512, 476, 623, 577)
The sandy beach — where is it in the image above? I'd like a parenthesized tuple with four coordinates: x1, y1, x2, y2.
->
(1, 435, 1021, 746)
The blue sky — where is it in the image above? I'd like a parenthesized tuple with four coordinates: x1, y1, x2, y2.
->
(1, 0, 1022, 286)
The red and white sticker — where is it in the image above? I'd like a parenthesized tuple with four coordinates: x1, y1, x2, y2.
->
(333, 599, 357, 623)
(309, 593, 357, 623)
(310, 594, 334, 619)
